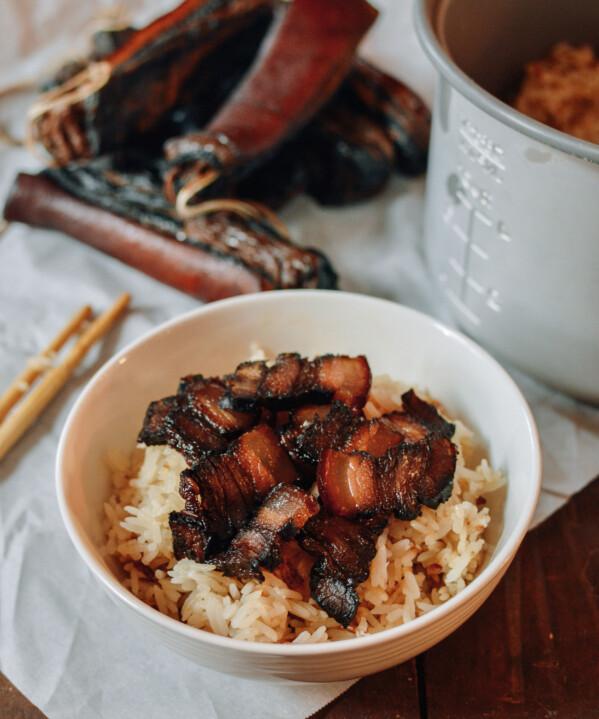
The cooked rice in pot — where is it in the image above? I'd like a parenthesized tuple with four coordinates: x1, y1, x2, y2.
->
(512, 42, 599, 144)
(102, 374, 505, 643)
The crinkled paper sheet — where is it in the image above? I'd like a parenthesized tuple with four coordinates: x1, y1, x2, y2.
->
(0, 1, 598, 717)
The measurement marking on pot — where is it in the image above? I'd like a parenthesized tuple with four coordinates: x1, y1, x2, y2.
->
(442, 121, 510, 326)
(458, 118, 505, 181)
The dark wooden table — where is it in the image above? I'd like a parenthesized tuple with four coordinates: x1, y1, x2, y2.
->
(2, 477, 598, 719)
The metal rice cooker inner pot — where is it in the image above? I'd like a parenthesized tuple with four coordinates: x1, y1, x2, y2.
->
(414, 0, 599, 403)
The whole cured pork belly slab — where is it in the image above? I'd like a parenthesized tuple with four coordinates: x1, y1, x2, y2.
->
(29, 0, 276, 164)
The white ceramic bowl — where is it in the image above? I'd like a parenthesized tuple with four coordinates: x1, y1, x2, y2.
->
(56, 290, 541, 683)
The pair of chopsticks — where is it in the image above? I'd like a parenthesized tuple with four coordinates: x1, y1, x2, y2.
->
(0, 292, 130, 462)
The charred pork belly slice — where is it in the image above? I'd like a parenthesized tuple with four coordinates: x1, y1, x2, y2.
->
(376, 391, 455, 444)
(137, 374, 261, 463)
(299, 513, 386, 627)
(292, 401, 404, 466)
(318, 432, 458, 520)
(163, 408, 229, 465)
(400, 389, 455, 439)
(277, 403, 333, 484)
(277, 404, 332, 454)
(173, 424, 300, 560)
(137, 395, 179, 445)
(221, 354, 372, 412)
(259, 352, 303, 404)
(210, 484, 319, 580)
(340, 415, 404, 457)
(414, 431, 459, 509)
(293, 401, 362, 465)
(234, 423, 300, 493)
(309, 354, 371, 411)
(169, 510, 210, 564)
(317, 449, 382, 519)
(179, 374, 259, 435)
(379, 410, 428, 443)
(221, 359, 268, 411)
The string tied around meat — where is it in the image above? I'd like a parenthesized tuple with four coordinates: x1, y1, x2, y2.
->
(175, 167, 222, 219)
(181, 198, 291, 242)
(25, 61, 112, 165)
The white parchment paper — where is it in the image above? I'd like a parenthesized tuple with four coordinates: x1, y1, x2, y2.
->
(0, 1, 598, 717)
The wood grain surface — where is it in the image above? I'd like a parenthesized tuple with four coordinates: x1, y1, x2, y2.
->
(2, 477, 598, 719)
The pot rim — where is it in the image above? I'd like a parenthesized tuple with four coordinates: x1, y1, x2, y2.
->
(413, 0, 599, 164)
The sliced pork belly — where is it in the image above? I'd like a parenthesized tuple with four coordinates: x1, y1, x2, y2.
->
(300, 354, 371, 411)
(299, 513, 386, 627)
(341, 416, 404, 456)
(179, 374, 260, 435)
(317, 449, 382, 518)
(210, 484, 319, 580)
(259, 352, 303, 404)
(137, 395, 179, 445)
(234, 422, 300, 493)
(293, 401, 363, 465)
(293, 400, 405, 466)
(159, 365, 460, 626)
(379, 410, 428, 443)
(163, 408, 230, 465)
(413, 430, 459, 509)
(277, 403, 332, 456)
(400, 389, 455, 439)
(137, 374, 261, 464)
(219, 359, 268, 411)
(372, 390, 455, 444)
(318, 432, 457, 520)
(221, 353, 372, 412)
(171, 424, 300, 561)
(169, 511, 209, 564)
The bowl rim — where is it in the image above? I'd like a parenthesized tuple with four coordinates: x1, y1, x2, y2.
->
(55, 290, 542, 657)
(413, 0, 599, 164)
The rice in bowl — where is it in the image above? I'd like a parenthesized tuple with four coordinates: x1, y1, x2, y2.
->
(102, 374, 505, 644)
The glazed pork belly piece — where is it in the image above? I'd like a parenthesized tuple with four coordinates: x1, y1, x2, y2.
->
(138, 374, 261, 464)
(398, 388, 456, 439)
(277, 403, 333, 455)
(317, 431, 458, 520)
(299, 512, 387, 627)
(283, 387, 450, 470)
(221, 353, 372, 412)
(170, 423, 300, 561)
(210, 483, 320, 580)
(291, 400, 404, 466)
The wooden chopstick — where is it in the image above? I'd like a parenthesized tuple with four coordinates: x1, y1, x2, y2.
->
(0, 304, 92, 424)
(0, 292, 130, 462)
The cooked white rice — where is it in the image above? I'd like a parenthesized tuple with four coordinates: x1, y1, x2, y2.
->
(102, 374, 505, 643)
